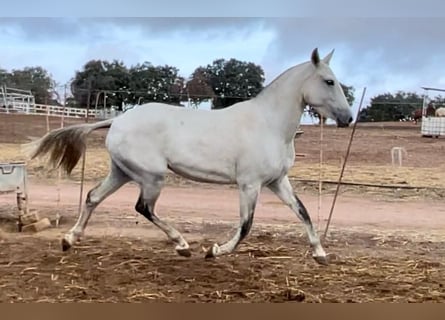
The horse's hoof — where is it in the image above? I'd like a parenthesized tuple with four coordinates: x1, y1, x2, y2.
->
(61, 238, 72, 252)
(313, 255, 329, 266)
(204, 249, 215, 259)
(204, 244, 218, 259)
(176, 248, 192, 258)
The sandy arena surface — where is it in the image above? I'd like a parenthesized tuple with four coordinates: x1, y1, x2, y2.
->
(1, 113, 445, 302)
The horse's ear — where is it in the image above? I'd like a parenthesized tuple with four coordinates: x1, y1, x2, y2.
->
(322, 49, 335, 65)
(311, 48, 320, 66)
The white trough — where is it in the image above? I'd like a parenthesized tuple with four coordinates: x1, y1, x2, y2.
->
(0, 161, 29, 231)
(421, 116, 445, 137)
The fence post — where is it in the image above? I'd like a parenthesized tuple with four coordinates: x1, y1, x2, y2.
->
(77, 84, 92, 216)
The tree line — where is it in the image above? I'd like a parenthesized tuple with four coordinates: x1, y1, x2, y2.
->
(1, 58, 267, 110)
(1, 58, 442, 122)
(357, 91, 445, 122)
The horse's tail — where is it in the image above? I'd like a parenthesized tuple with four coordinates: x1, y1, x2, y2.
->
(22, 118, 114, 175)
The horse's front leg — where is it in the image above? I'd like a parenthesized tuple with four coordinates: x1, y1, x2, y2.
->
(267, 175, 328, 265)
(205, 183, 260, 258)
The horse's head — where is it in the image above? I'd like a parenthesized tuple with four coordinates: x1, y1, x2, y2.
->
(302, 48, 353, 128)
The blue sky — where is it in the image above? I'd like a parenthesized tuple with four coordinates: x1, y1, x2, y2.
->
(1, 1, 444, 123)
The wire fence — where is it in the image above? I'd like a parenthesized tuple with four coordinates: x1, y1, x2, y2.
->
(2, 81, 445, 125)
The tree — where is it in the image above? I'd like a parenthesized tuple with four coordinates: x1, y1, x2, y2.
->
(429, 94, 445, 107)
(64, 96, 79, 109)
(71, 59, 130, 110)
(127, 62, 186, 106)
(358, 91, 423, 122)
(0, 66, 56, 104)
(189, 58, 265, 109)
(0, 68, 9, 85)
(169, 76, 187, 106)
(185, 67, 215, 107)
(308, 83, 355, 124)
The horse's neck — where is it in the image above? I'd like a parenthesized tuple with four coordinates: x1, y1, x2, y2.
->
(254, 63, 310, 142)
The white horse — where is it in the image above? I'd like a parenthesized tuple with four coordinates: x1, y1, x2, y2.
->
(435, 107, 445, 117)
(24, 48, 352, 265)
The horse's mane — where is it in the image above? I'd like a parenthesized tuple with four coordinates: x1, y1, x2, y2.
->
(255, 61, 311, 99)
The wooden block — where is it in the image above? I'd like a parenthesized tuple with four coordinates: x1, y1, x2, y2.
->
(21, 211, 40, 226)
(22, 218, 52, 233)
(295, 153, 307, 158)
(295, 130, 304, 139)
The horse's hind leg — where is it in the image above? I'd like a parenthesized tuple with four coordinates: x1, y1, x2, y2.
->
(135, 176, 191, 257)
(62, 161, 130, 251)
(267, 175, 328, 265)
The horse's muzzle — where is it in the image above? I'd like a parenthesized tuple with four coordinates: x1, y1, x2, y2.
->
(337, 116, 353, 128)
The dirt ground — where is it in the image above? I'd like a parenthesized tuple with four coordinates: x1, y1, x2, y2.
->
(1, 113, 445, 303)
(0, 182, 444, 303)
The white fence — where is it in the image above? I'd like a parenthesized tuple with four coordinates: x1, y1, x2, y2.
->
(0, 103, 121, 120)
(0, 86, 35, 112)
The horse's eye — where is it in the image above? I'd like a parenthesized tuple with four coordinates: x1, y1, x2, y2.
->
(325, 79, 335, 86)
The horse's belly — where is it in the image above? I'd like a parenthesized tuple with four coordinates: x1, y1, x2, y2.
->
(167, 162, 236, 184)
(164, 128, 240, 184)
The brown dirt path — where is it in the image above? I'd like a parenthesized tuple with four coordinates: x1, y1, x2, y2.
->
(3, 180, 444, 233)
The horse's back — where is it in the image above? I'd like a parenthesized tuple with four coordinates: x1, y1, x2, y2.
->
(105, 102, 254, 183)
(117, 102, 239, 134)
(107, 102, 244, 158)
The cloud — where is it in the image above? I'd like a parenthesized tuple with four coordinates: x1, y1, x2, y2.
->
(0, 18, 264, 43)
(263, 18, 444, 66)
(1, 16, 444, 115)
(2, 0, 444, 17)
(0, 18, 274, 83)
(0, 18, 82, 41)
(255, 18, 445, 100)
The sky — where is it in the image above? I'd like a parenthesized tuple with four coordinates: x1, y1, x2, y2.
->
(1, 0, 444, 123)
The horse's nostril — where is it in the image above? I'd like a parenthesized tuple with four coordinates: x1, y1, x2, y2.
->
(348, 117, 353, 123)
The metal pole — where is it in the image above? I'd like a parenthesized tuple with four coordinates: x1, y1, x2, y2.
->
(94, 91, 102, 117)
(78, 81, 91, 215)
(61, 84, 67, 127)
(45, 96, 49, 133)
(55, 84, 68, 227)
(322, 87, 367, 240)
(4, 85, 9, 114)
(317, 117, 323, 232)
